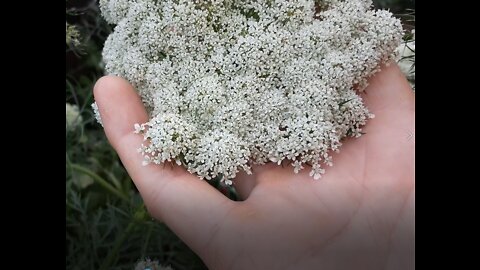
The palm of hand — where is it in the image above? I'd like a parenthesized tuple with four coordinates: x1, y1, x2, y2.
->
(94, 64, 414, 270)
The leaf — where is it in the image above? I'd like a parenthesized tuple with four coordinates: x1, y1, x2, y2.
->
(73, 172, 94, 189)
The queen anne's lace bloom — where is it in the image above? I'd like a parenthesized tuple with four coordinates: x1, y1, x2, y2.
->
(98, 0, 403, 184)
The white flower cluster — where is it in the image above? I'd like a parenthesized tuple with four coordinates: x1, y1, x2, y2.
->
(99, 0, 403, 183)
(91, 102, 103, 127)
(66, 103, 83, 130)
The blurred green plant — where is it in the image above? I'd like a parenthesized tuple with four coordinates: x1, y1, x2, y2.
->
(134, 258, 173, 270)
(66, 1, 205, 269)
(396, 28, 415, 89)
(66, 22, 81, 47)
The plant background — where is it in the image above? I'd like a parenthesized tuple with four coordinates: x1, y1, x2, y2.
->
(66, 1, 415, 269)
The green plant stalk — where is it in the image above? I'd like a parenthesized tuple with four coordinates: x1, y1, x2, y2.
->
(99, 204, 146, 270)
(70, 163, 128, 202)
(141, 223, 154, 258)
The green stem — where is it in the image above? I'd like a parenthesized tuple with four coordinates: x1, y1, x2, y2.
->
(70, 163, 128, 202)
(141, 223, 154, 258)
(98, 204, 145, 270)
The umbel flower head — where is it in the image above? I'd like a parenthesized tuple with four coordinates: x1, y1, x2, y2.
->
(98, 0, 403, 184)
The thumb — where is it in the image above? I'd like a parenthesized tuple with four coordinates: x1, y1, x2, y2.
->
(93, 76, 237, 254)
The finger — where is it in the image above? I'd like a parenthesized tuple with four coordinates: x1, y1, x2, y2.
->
(232, 159, 307, 200)
(232, 170, 258, 200)
(346, 63, 415, 203)
(93, 76, 236, 254)
(238, 63, 415, 194)
(358, 62, 415, 145)
(361, 62, 415, 113)
(233, 162, 303, 200)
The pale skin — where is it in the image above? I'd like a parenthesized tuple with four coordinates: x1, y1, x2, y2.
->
(94, 63, 414, 270)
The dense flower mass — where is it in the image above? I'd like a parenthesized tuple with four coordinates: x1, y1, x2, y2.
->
(98, 0, 403, 184)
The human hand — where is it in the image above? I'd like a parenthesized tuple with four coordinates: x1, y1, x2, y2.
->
(93, 63, 414, 270)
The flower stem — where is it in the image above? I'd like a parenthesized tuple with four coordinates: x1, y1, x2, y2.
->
(70, 163, 129, 202)
(98, 203, 145, 270)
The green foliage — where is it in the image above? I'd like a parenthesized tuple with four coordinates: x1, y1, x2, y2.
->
(134, 258, 173, 270)
(66, 73, 207, 269)
(66, 22, 81, 47)
(66, 1, 206, 269)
